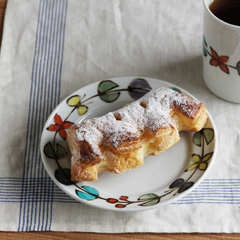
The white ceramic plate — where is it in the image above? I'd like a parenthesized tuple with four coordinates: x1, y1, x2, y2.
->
(40, 77, 218, 212)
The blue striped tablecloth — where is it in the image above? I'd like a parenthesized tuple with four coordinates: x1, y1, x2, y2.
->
(0, 0, 239, 232)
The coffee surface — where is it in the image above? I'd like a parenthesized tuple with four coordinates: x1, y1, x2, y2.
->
(209, 0, 240, 26)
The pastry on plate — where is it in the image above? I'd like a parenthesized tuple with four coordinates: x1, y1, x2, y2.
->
(67, 87, 208, 181)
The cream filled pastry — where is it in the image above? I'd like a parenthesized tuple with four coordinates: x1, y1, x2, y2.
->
(67, 87, 208, 181)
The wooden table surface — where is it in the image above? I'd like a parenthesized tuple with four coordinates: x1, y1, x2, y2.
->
(0, 0, 238, 239)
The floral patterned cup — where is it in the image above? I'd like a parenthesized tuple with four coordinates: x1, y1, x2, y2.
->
(203, 0, 240, 103)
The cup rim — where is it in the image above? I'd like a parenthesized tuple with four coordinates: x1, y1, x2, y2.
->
(203, 0, 240, 30)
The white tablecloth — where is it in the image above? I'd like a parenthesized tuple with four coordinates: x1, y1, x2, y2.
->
(0, 0, 240, 232)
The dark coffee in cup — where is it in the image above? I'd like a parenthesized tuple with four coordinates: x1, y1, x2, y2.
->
(209, 0, 240, 26)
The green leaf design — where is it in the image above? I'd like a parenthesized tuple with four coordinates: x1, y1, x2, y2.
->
(138, 193, 158, 200)
(203, 45, 207, 57)
(128, 78, 151, 99)
(203, 35, 207, 47)
(55, 168, 75, 185)
(203, 128, 214, 145)
(193, 131, 202, 146)
(192, 154, 201, 163)
(203, 36, 208, 57)
(75, 190, 97, 200)
(186, 163, 198, 172)
(138, 193, 160, 206)
(237, 61, 240, 76)
(82, 186, 99, 196)
(169, 178, 184, 188)
(202, 152, 213, 162)
(56, 144, 66, 159)
(171, 87, 181, 93)
(67, 95, 80, 106)
(98, 80, 119, 93)
(77, 105, 88, 115)
(139, 198, 160, 207)
(98, 80, 120, 102)
(199, 162, 208, 170)
(100, 92, 120, 102)
(178, 182, 194, 193)
(44, 142, 55, 159)
(75, 186, 99, 201)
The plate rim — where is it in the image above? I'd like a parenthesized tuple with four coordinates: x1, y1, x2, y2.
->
(40, 76, 218, 212)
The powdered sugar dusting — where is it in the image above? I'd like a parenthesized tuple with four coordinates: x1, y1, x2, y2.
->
(74, 87, 201, 158)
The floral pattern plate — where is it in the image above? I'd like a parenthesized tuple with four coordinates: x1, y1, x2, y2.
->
(40, 77, 218, 212)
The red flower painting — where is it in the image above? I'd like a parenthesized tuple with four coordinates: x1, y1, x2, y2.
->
(203, 35, 240, 76)
(47, 114, 72, 140)
(209, 47, 229, 74)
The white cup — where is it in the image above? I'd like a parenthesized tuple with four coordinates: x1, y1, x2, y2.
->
(203, 0, 240, 103)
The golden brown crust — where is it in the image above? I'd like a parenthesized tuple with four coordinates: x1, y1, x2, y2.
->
(67, 87, 208, 181)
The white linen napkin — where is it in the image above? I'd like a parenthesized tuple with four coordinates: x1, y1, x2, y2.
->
(0, 0, 239, 232)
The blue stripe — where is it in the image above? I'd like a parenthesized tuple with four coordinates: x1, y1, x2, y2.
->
(47, 0, 68, 229)
(174, 201, 240, 204)
(33, 1, 52, 231)
(1, 178, 240, 206)
(19, 0, 46, 231)
(36, 1, 57, 231)
(26, 0, 50, 230)
(18, 0, 68, 232)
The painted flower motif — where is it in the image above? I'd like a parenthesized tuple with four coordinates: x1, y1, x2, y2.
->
(115, 204, 126, 208)
(209, 47, 229, 74)
(67, 95, 88, 115)
(186, 152, 213, 172)
(43, 79, 215, 209)
(169, 178, 194, 194)
(47, 114, 73, 140)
